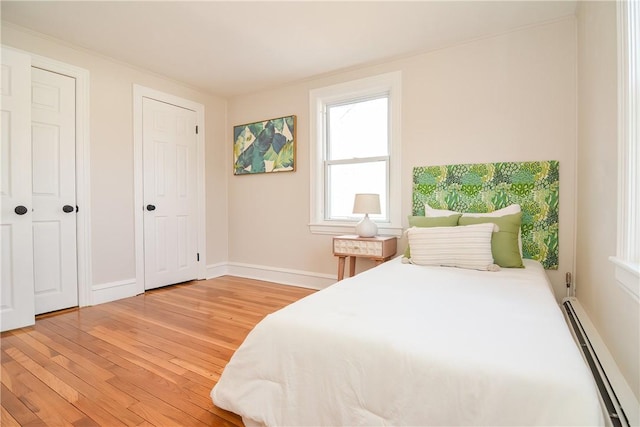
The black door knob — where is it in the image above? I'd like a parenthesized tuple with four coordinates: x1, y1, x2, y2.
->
(62, 205, 74, 213)
(14, 205, 28, 215)
(146, 204, 156, 211)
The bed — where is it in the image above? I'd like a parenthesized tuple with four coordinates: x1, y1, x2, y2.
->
(211, 161, 603, 426)
(211, 258, 603, 426)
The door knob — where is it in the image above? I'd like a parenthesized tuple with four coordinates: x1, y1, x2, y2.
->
(14, 205, 28, 215)
(62, 205, 74, 213)
(146, 204, 156, 211)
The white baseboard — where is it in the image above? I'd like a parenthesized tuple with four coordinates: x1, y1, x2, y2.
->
(91, 278, 139, 306)
(88, 263, 336, 308)
(206, 262, 229, 279)
(564, 297, 640, 426)
(207, 262, 336, 290)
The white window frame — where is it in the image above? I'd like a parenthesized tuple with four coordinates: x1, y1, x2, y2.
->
(610, 0, 640, 301)
(309, 72, 402, 236)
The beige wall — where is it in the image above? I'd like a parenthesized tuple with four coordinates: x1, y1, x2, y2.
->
(1, 23, 229, 286)
(3, 5, 637, 407)
(576, 2, 640, 401)
(227, 18, 578, 297)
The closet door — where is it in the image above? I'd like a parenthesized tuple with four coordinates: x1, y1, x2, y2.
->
(31, 67, 78, 315)
(1, 48, 35, 331)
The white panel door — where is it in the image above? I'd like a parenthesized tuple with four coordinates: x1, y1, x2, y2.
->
(1, 48, 35, 331)
(143, 98, 198, 290)
(31, 67, 78, 315)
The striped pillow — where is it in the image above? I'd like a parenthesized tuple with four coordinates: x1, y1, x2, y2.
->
(407, 223, 499, 271)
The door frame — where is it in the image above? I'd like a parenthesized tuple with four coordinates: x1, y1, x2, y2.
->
(133, 85, 206, 294)
(25, 49, 92, 308)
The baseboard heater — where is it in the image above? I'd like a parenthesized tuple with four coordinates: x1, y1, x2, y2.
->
(562, 297, 630, 427)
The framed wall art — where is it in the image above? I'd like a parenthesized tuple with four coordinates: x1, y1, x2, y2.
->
(233, 115, 296, 175)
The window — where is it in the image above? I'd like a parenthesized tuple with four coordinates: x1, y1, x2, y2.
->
(611, 0, 640, 300)
(326, 96, 388, 220)
(309, 72, 402, 235)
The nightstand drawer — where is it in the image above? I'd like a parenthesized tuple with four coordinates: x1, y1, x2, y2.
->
(334, 239, 384, 256)
(332, 235, 397, 259)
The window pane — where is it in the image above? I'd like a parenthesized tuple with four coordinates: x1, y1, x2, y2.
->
(327, 161, 387, 220)
(328, 96, 388, 160)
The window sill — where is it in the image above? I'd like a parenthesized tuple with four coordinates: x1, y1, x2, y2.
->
(309, 222, 403, 237)
(609, 256, 640, 301)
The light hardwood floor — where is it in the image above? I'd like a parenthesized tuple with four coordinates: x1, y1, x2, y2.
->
(1, 276, 316, 426)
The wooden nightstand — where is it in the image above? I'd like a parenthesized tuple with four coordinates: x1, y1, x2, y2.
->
(333, 235, 397, 281)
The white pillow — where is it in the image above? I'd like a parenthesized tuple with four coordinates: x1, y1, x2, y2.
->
(424, 204, 459, 217)
(406, 223, 499, 271)
(462, 204, 521, 218)
(424, 203, 522, 255)
(424, 203, 521, 218)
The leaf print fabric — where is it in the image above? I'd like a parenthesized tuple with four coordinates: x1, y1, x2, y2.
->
(412, 161, 559, 269)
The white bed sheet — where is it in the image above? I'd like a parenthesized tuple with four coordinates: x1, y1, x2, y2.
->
(211, 258, 604, 426)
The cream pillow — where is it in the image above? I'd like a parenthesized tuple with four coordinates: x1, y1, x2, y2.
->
(406, 223, 499, 271)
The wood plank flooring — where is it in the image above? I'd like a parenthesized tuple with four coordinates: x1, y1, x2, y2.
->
(1, 276, 316, 426)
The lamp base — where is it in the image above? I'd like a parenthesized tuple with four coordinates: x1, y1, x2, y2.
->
(355, 214, 378, 237)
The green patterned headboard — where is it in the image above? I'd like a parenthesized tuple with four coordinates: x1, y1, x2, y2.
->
(412, 161, 559, 269)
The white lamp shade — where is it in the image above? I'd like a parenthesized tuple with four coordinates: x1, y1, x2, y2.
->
(353, 193, 381, 214)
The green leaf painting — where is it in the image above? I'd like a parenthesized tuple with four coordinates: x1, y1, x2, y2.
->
(412, 161, 560, 269)
(233, 115, 296, 175)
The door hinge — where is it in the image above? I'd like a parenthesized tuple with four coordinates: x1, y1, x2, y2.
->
(197, 253, 200, 262)
(195, 125, 199, 134)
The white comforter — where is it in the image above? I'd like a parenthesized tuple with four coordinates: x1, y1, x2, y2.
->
(211, 258, 604, 426)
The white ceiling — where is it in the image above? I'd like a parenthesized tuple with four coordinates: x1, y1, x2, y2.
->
(1, 1, 577, 97)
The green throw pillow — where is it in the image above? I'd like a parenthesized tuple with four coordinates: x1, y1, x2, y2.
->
(404, 214, 462, 258)
(458, 212, 524, 268)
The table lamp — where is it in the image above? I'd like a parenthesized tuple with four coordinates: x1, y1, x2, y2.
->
(353, 193, 380, 237)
